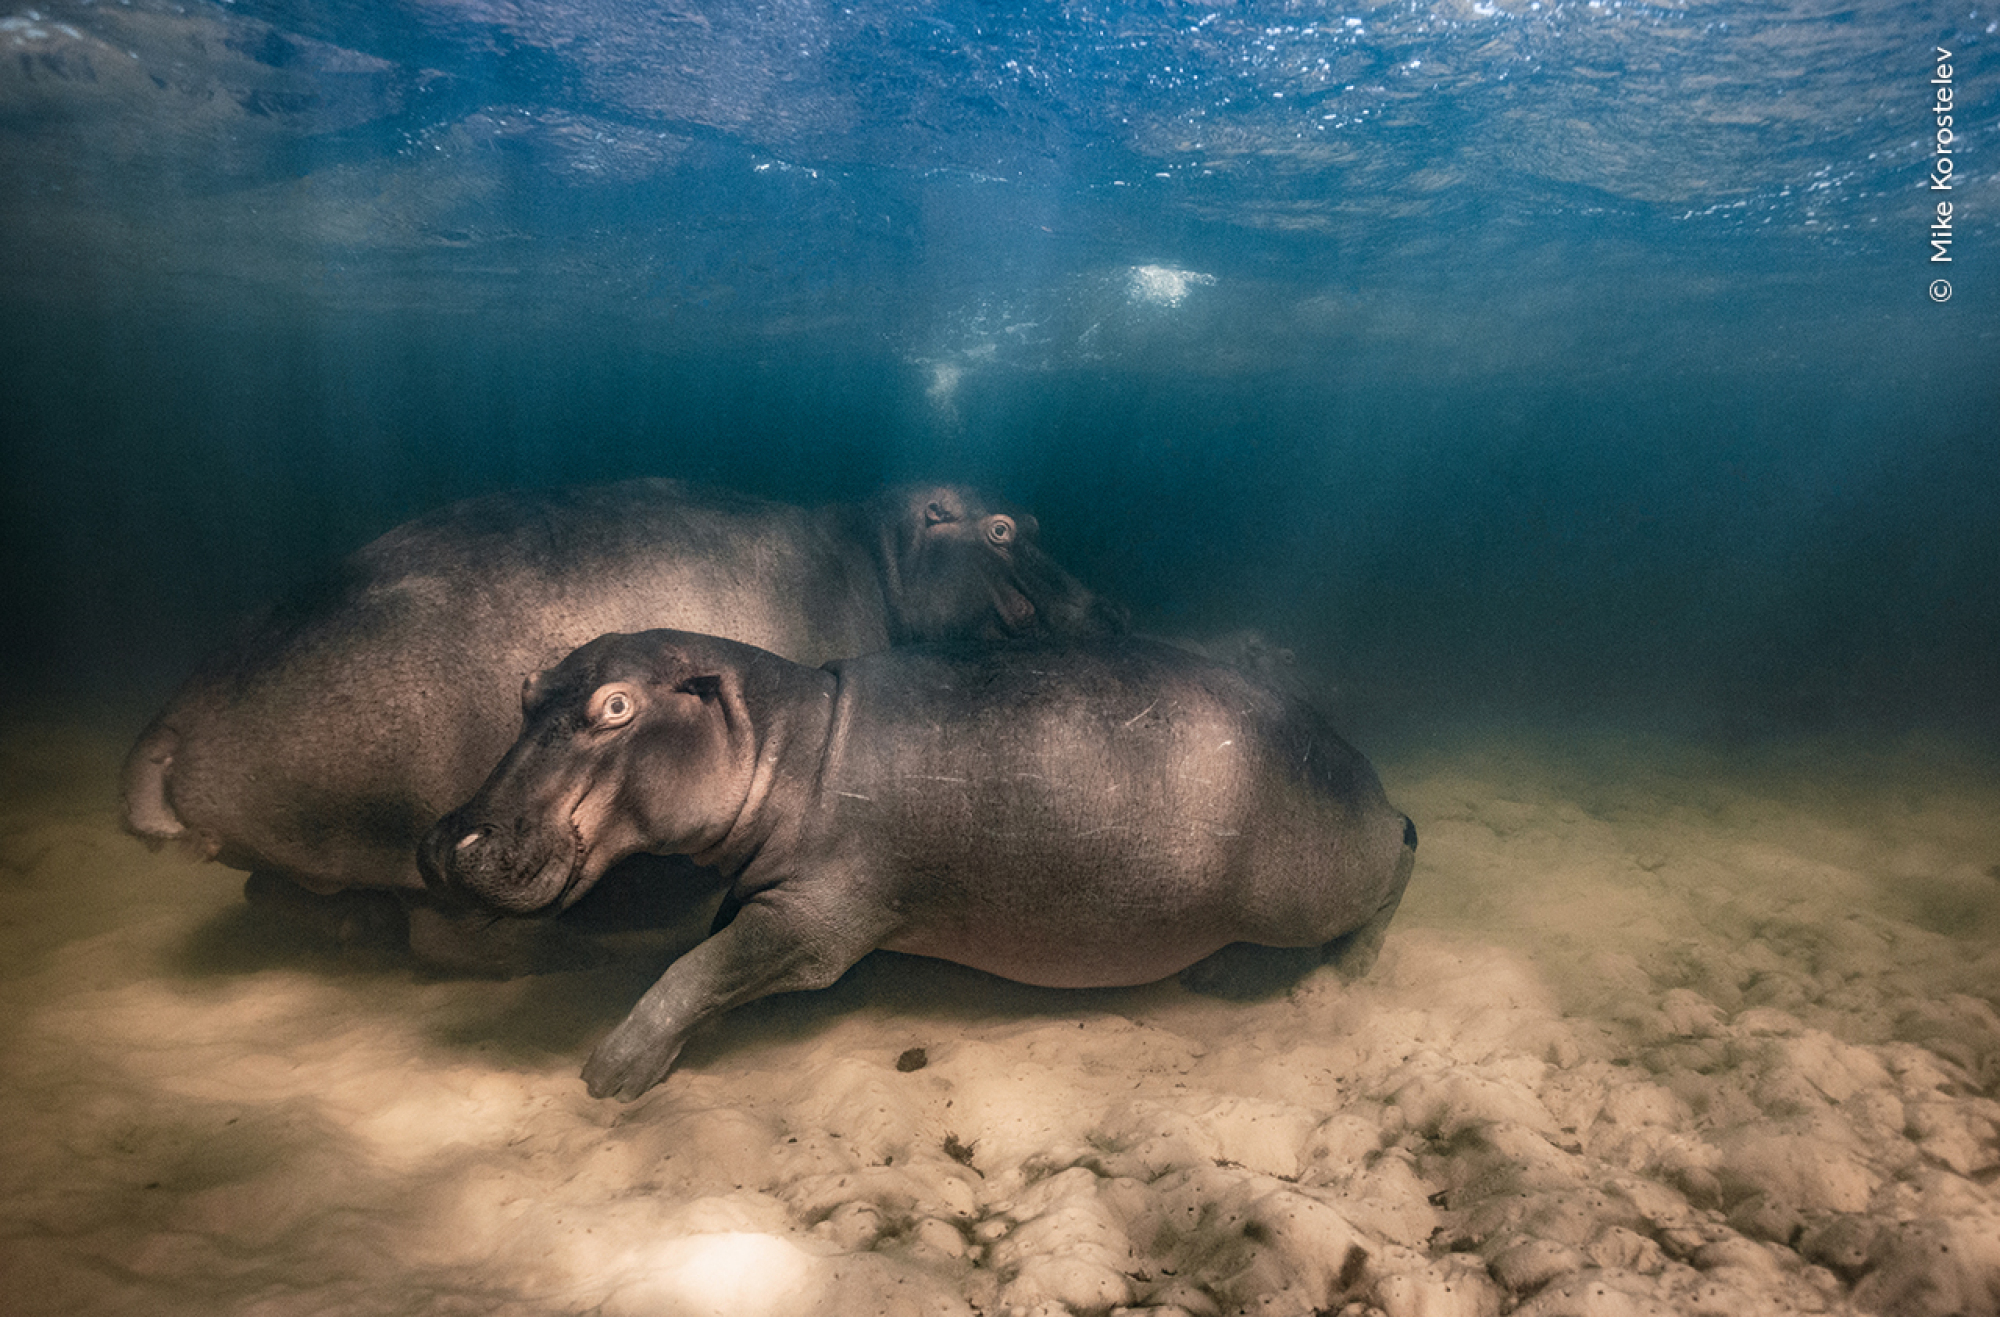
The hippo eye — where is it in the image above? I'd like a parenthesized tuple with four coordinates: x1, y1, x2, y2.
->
(985, 515, 1015, 546)
(590, 685, 639, 729)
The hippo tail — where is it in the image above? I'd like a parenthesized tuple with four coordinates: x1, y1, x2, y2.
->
(120, 723, 188, 846)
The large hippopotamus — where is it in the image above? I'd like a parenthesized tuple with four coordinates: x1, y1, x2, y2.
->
(121, 481, 1122, 956)
(419, 629, 1417, 1100)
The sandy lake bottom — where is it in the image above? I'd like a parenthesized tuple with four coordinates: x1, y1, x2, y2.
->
(1, 716, 1996, 1317)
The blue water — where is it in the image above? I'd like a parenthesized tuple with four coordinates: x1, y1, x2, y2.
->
(1, 0, 1995, 736)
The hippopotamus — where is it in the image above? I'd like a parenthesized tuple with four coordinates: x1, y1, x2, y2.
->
(120, 480, 1122, 960)
(419, 629, 1417, 1100)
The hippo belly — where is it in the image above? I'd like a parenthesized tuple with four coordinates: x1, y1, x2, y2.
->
(882, 903, 1243, 990)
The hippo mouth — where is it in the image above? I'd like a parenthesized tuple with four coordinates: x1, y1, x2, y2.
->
(439, 823, 578, 916)
(549, 777, 628, 913)
(990, 579, 1038, 635)
(550, 823, 613, 914)
(1001, 547, 1126, 639)
(533, 819, 594, 915)
(422, 764, 635, 917)
(424, 802, 588, 917)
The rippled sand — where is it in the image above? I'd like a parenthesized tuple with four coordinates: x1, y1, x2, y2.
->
(1, 718, 1996, 1316)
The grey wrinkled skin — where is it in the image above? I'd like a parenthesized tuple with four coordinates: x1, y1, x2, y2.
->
(121, 481, 1123, 963)
(420, 630, 1417, 1101)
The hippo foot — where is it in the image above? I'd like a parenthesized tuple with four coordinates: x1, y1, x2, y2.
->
(243, 873, 408, 953)
(1322, 920, 1391, 981)
(1325, 832, 1415, 982)
(583, 1020, 685, 1102)
(412, 856, 730, 979)
(1178, 942, 1325, 1001)
(405, 902, 615, 978)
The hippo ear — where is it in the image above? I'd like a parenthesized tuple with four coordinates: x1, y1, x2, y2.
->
(676, 674, 724, 703)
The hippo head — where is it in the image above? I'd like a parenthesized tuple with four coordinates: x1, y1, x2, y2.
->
(873, 485, 1126, 644)
(418, 632, 753, 917)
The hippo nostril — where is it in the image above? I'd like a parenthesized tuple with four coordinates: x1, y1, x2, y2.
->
(456, 829, 485, 852)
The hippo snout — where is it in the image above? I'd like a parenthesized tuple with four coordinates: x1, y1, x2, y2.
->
(419, 812, 576, 916)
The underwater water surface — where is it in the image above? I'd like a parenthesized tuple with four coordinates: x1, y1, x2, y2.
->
(1, 0, 1993, 727)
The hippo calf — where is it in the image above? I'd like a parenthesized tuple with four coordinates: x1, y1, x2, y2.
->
(119, 480, 1121, 962)
(420, 630, 1417, 1100)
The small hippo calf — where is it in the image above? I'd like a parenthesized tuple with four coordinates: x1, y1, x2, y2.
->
(420, 631, 1417, 1100)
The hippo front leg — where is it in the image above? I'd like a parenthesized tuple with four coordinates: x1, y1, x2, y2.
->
(583, 892, 884, 1101)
